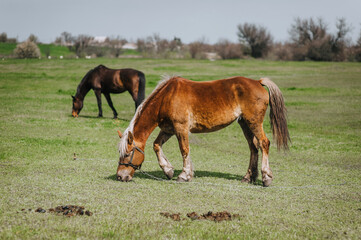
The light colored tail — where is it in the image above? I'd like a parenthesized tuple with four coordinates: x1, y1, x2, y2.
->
(260, 78, 290, 151)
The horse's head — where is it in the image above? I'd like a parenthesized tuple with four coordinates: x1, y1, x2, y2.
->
(117, 130, 145, 182)
(71, 96, 83, 117)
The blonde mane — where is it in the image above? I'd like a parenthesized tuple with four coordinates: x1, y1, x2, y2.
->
(118, 75, 177, 157)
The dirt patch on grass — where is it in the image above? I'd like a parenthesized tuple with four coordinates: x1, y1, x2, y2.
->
(20, 205, 93, 217)
(160, 211, 240, 222)
(160, 212, 181, 221)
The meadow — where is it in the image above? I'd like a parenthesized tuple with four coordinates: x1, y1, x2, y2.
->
(0, 58, 360, 239)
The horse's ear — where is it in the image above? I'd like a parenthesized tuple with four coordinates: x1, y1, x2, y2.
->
(71, 95, 75, 100)
(128, 132, 134, 145)
(117, 130, 122, 138)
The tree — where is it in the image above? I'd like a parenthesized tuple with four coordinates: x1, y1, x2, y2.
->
(27, 34, 38, 43)
(0, 32, 7, 42)
(237, 23, 273, 58)
(289, 17, 351, 61)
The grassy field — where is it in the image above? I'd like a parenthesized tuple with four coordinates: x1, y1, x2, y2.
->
(0, 58, 360, 239)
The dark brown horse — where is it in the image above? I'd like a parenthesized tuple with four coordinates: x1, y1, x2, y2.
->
(72, 65, 146, 118)
(117, 76, 290, 187)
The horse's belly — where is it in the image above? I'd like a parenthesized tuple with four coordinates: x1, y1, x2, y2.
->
(189, 109, 240, 133)
(190, 120, 235, 133)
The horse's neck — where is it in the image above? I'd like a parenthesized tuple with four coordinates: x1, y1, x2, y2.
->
(76, 83, 91, 100)
(132, 103, 159, 148)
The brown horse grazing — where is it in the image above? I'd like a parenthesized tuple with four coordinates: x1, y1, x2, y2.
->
(72, 65, 146, 118)
(117, 76, 290, 187)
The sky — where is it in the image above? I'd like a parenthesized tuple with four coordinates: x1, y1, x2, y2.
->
(1, 0, 360, 44)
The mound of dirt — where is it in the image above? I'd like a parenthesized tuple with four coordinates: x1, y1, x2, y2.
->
(22, 205, 93, 217)
(160, 211, 240, 222)
(187, 211, 240, 222)
(160, 212, 181, 221)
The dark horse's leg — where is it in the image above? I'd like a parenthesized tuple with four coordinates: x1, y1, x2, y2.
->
(104, 93, 118, 119)
(238, 117, 259, 183)
(94, 88, 102, 117)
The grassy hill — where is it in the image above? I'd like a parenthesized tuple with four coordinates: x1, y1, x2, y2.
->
(0, 42, 72, 58)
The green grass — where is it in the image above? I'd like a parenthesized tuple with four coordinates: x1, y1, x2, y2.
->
(37, 44, 72, 58)
(0, 42, 17, 56)
(0, 42, 72, 58)
(0, 58, 361, 239)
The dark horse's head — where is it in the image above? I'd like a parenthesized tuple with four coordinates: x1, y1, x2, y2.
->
(71, 96, 83, 117)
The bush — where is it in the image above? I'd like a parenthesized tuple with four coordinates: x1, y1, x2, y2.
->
(215, 40, 243, 59)
(14, 41, 41, 59)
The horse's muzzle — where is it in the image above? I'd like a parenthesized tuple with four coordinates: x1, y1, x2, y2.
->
(116, 169, 133, 182)
(117, 175, 132, 182)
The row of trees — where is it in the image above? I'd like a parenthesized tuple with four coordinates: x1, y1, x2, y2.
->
(132, 17, 361, 61)
(4, 17, 361, 61)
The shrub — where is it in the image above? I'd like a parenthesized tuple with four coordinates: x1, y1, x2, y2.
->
(14, 41, 41, 58)
(237, 23, 273, 58)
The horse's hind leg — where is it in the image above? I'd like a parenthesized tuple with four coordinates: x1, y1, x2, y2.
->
(246, 120, 273, 187)
(238, 117, 259, 183)
(104, 93, 118, 119)
(153, 131, 174, 179)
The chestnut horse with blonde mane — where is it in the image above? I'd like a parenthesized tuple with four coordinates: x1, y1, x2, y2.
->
(117, 76, 290, 187)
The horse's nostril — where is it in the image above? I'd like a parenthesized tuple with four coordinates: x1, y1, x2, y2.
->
(117, 176, 122, 181)
(124, 176, 129, 182)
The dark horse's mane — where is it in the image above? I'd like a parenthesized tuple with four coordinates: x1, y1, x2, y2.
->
(76, 65, 106, 95)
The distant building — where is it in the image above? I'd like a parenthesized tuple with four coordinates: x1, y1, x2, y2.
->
(93, 36, 107, 43)
(122, 43, 137, 50)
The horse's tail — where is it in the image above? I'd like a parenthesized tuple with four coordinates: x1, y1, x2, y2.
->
(260, 78, 290, 151)
(136, 71, 146, 108)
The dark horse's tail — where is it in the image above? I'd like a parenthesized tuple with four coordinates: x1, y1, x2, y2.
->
(136, 71, 146, 108)
(260, 78, 290, 151)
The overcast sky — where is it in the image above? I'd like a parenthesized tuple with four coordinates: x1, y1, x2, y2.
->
(1, 0, 360, 44)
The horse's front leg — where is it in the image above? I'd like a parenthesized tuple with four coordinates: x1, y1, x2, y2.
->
(153, 131, 174, 179)
(175, 128, 194, 182)
(94, 89, 102, 117)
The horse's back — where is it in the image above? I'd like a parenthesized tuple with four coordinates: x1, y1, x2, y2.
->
(158, 76, 269, 133)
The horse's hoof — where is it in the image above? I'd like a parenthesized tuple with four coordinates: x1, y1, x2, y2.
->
(165, 168, 174, 180)
(262, 178, 272, 187)
(176, 177, 187, 182)
(97, 115, 103, 118)
(241, 177, 250, 183)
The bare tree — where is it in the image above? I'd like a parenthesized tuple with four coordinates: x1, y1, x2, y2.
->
(289, 17, 351, 61)
(237, 23, 273, 58)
